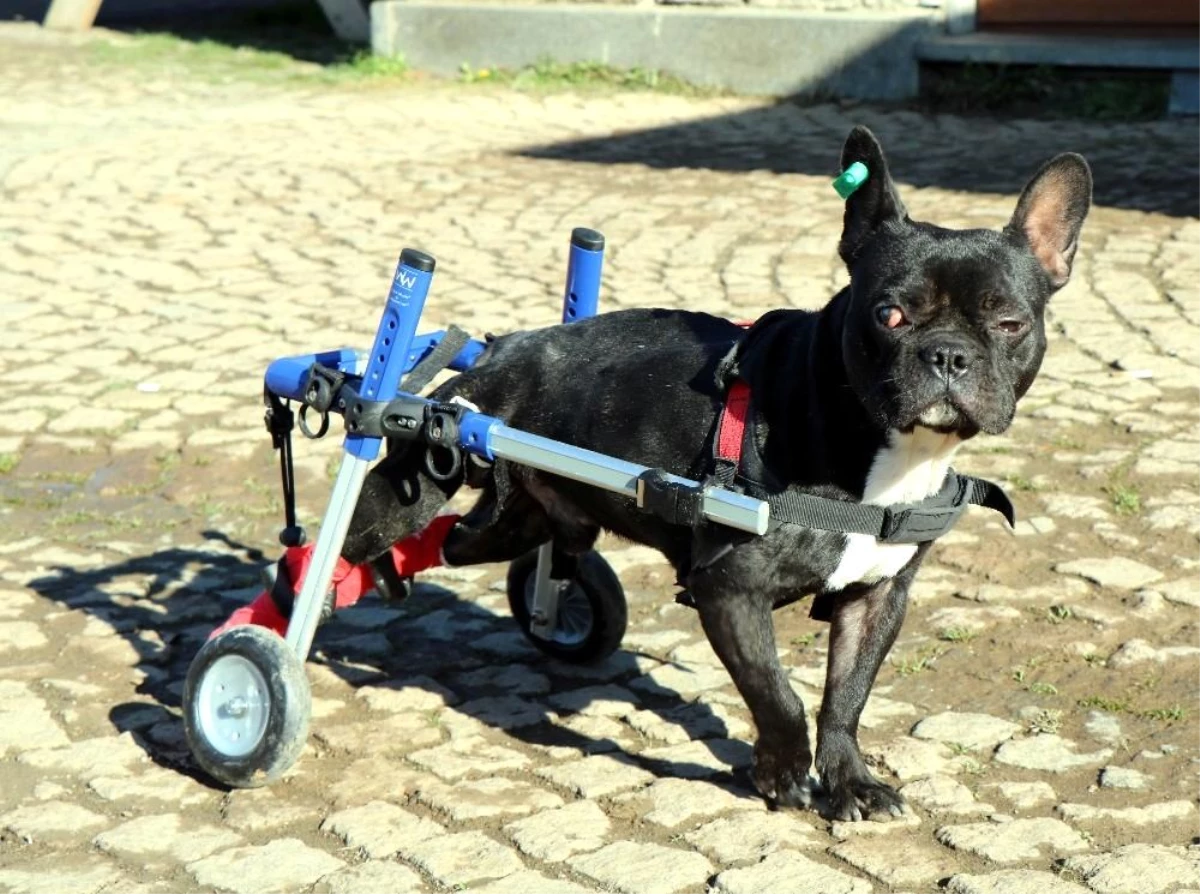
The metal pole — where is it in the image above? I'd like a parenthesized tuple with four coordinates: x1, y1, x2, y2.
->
(285, 249, 437, 660)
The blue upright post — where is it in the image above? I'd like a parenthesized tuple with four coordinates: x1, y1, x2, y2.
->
(561, 228, 604, 324)
(285, 249, 436, 659)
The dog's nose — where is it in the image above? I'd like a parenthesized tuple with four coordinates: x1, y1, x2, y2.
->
(919, 340, 974, 382)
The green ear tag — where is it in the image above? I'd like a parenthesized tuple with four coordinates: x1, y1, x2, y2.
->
(833, 162, 869, 200)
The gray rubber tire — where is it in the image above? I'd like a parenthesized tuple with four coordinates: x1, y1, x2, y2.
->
(507, 550, 626, 664)
(183, 625, 311, 789)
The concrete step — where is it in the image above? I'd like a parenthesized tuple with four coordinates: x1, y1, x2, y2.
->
(917, 32, 1198, 70)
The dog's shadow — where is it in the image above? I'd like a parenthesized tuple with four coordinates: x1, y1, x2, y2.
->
(26, 531, 758, 806)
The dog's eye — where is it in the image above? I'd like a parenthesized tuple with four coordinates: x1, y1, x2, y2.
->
(996, 319, 1028, 336)
(875, 305, 908, 330)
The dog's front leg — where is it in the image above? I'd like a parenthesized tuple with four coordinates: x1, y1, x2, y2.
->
(692, 586, 816, 809)
(815, 551, 925, 821)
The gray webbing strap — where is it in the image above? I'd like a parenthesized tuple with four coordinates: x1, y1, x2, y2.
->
(401, 325, 472, 395)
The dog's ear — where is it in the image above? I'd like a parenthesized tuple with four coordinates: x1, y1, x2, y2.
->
(1005, 153, 1092, 290)
(838, 126, 908, 267)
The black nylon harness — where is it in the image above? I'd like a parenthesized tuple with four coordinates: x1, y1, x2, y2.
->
(636, 377, 1015, 544)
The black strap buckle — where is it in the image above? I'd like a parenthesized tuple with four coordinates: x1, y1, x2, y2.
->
(636, 469, 705, 527)
(878, 474, 972, 544)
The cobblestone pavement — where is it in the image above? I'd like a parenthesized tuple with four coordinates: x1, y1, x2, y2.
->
(1, 23, 1198, 894)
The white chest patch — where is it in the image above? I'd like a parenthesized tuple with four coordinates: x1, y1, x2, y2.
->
(825, 427, 962, 591)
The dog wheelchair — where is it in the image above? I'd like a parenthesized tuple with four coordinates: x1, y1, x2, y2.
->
(182, 229, 771, 789)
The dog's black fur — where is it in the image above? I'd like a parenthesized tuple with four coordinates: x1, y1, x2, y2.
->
(340, 127, 1092, 821)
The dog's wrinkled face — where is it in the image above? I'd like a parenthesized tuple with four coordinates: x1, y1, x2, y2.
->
(836, 128, 1092, 439)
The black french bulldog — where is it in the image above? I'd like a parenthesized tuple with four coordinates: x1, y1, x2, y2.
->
(339, 126, 1092, 820)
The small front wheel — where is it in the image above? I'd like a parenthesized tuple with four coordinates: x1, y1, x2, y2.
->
(183, 625, 311, 789)
(507, 550, 626, 664)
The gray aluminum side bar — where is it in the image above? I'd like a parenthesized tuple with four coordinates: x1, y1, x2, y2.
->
(486, 425, 769, 536)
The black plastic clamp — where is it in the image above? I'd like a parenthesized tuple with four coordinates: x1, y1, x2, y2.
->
(635, 469, 705, 527)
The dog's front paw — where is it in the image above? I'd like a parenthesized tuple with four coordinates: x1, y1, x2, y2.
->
(752, 740, 818, 809)
(825, 774, 907, 822)
(818, 731, 907, 822)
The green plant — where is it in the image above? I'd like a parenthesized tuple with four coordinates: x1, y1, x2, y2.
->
(1029, 681, 1059, 696)
(0, 454, 18, 474)
(459, 58, 714, 96)
(893, 645, 946, 677)
(938, 626, 977, 643)
(1028, 708, 1062, 734)
(791, 633, 817, 648)
(1078, 695, 1130, 713)
(1047, 604, 1074, 624)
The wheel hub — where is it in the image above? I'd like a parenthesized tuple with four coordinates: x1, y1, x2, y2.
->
(526, 578, 593, 646)
(196, 654, 270, 758)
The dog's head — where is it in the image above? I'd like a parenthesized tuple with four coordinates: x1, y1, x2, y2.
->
(837, 126, 1092, 439)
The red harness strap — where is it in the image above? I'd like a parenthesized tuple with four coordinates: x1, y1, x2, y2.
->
(717, 379, 751, 465)
(716, 319, 755, 468)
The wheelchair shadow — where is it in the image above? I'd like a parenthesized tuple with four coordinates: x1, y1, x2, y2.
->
(24, 529, 272, 780)
(26, 532, 758, 803)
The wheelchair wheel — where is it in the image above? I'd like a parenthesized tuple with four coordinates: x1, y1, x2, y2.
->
(183, 625, 311, 789)
(506, 550, 626, 664)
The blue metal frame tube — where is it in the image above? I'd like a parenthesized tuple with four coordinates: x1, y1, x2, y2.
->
(561, 228, 604, 324)
(347, 249, 437, 461)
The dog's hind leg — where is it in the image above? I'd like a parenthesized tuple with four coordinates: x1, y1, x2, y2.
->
(815, 551, 925, 821)
(341, 443, 463, 566)
(690, 584, 817, 809)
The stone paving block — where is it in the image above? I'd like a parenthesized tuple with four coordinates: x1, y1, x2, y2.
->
(714, 850, 872, 894)
(638, 738, 752, 779)
(188, 838, 345, 893)
(452, 664, 551, 695)
(0, 857, 125, 894)
(88, 766, 212, 806)
(571, 841, 714, 894)
(0, 620, 49, 653)
(312, 861, 426, 894)
(466, 869, 593, 894)
(899, 775, 994, 815)
(945, 869, 1091, 894)
(869, 736, 973, 781)
(17, 732, 149, 779)
(623, 701, 751, 745)
(1060, 843, 1200, 894)
(93, 814, 241, 863)
(622, 776, 763, 827)
(1099, 766, 1151, 790)
(320, 800, 444, 858)
(535, 753, 655, 798)
(0, 680, 70, 755)
(910, 712, 1022, 752)
(222, 788, 319, 832)
(503, 799, 611, 862)
(1056, 799, 1195, 826)
(409, 736, 531, 780)
(1054, 557, 1164, 589)
(685, 811, 821, 863)
(548, 683, 642, 717)
(994, 735, 1112, 772)
(984, 780, 1057, 811)
(935, 817, 1091, 863)
(415, 776, 564, 821)
(1, 800, 109, 841)
(453, 694, 549, 729)
(629, 660, 733, 696)
(398, 830, 525, 887)
(353, 680, 460, 715)
(831, 834, 957, 888)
